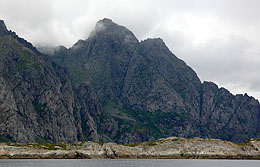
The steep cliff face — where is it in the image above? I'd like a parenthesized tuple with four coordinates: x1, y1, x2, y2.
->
(199, 82, 260, 142)
(52, 18, 260, 143)
(0, 20, 100, 143)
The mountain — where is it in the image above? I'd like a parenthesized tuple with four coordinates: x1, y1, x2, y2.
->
(0, 18, 259, 144)
(51, 18, 260, 143)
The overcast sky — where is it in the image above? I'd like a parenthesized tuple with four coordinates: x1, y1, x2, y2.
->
(1, 0, 260, 100)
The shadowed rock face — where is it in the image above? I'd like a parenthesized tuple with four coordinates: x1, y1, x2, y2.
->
(0, 18, 260, 144)
(0, 20, 8, 37)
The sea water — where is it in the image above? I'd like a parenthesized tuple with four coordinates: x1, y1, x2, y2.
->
(0, 159, 259, 167)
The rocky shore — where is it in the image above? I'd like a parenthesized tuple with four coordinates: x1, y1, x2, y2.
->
(1, 137, 260, 159)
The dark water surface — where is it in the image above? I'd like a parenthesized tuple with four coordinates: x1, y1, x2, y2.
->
(0, 159, 259, 167)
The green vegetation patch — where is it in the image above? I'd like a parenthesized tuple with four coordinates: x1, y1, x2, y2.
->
(33, 102, 47, 114)
(36, 137, 49, 144)
(7, 142, 69, 150)
(123, 142, 143, 147)
(92, 141, 104, 146)
(123, 137, 181, 147)
(238, 138, 260, 146)
(0, 135, 13, 143)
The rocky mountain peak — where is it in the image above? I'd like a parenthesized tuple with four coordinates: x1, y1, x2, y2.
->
(96, 18, 114, 27)
(141, 38, 168, 50)
(0, 20, 8, 36)
(89, 18, 138, 44)
(142, 38, 165, 44)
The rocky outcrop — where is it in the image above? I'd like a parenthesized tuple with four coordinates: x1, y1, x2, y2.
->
(1, 137, 260, 159)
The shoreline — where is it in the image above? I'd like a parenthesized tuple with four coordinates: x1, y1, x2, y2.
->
(1, 137, 260, 159)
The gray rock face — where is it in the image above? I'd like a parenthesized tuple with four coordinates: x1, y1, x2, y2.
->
(199, 82, 260, 142)
(0, 26, 97, 143)
(0, 18, 260, 144)
(0, 20, 8, 37)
